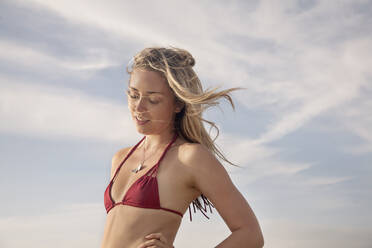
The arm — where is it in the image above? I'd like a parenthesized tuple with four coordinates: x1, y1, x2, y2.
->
(181, 144, 264, 248)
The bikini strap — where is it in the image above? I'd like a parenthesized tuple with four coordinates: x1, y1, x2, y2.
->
(111, 136, 146, 182)
(147, 132, 178, 177)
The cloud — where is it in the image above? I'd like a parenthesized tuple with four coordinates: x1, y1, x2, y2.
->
(0, 39, 120, 73)
(215, 132, 314, 185)
(301, 176, 353, 186)
(334, 82, 372, 155)
(261, 217, 372, 248)
(0, 203, 105, 248)
(0, 75, 137, 143)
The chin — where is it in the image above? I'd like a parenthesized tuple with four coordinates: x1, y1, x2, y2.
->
(135, 127, 152, 135)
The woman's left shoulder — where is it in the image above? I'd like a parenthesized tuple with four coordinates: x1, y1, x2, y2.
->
(178, 142, 208, 158)
(178, 142, 222, 172)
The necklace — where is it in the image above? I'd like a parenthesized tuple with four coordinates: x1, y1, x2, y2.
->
(131, 136, 170, 173)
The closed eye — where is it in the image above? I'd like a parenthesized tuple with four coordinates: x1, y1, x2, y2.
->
(126, 90, 160, 104)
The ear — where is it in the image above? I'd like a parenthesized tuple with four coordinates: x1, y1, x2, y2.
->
(174, 101, 185, 113)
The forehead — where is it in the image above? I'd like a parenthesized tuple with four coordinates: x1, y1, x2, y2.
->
(129, 69, 170, 95)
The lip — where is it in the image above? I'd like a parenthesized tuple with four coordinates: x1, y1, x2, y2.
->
(135, 116, 150, 125)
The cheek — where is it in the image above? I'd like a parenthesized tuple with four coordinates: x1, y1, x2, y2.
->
(151, 104, 170, 117)
(148, 105, 174, 121)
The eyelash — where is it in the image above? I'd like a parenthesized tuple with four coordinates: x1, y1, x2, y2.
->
(126, 90, 159, 104)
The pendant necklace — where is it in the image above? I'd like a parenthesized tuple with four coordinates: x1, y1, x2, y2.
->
(131, 135, 175, 173)
(131, 136, 155, 173)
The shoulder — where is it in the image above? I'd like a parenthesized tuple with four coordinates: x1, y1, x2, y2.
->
(178, 142, 213, 163)
(179, 142, 219, 166)
(178, 142, 226, 181)
(110, 146, 132, 178)
(112, 146, 132, 163)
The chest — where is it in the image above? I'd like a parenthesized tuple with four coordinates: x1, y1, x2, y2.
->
(110, 148, 190, 203)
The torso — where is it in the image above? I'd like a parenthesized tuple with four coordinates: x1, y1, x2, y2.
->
(101, 136, 202, 248)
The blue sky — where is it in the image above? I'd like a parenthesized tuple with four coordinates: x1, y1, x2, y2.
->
(1, 0, 371, 247)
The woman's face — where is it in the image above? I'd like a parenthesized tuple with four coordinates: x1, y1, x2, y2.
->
(127, 69, 181, 135)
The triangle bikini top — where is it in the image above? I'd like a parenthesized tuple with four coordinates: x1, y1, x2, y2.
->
(104, 132, 215, 221)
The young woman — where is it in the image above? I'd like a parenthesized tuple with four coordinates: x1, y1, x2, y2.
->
(101, 46, 264, 248)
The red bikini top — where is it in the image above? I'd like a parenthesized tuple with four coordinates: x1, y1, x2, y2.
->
(104, 132, 214, 221)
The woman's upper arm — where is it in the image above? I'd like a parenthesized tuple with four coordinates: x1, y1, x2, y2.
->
(182, 144, 263, 236)
(110, 147, 131, 180)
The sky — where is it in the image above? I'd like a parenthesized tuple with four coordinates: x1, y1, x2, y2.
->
(0, 0, 371, 247)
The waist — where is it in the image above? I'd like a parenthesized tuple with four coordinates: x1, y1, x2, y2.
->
(102, 205, 181, 248)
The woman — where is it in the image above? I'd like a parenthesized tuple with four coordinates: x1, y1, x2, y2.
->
(101, 46, 264, 248)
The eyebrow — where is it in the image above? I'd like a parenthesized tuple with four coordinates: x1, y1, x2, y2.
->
(129, 87, 164, 95)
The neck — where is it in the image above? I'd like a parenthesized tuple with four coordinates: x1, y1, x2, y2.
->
(142, 130, 176, 151)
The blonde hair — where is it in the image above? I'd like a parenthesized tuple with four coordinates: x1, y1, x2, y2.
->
(126, 46, 244, 167)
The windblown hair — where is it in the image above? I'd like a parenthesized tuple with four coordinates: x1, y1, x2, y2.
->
(126, 46, 244, 167)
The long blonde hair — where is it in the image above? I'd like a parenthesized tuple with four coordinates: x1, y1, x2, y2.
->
(126, 46, 244, 167)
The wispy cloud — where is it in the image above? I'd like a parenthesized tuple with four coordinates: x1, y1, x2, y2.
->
(261, 217, 372, 248)
(0, 75, 137, 143)
(301, 176, 353, 186)
(0, 39, 120, 73)
(217, 132, 313, 182)
(336, 88, 372, 155)
(0, 203, 104, 247)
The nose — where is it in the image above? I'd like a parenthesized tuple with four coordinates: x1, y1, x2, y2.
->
(135, 96, 147, 113)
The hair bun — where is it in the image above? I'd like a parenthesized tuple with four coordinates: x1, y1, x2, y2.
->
(186, 56, 195, 67)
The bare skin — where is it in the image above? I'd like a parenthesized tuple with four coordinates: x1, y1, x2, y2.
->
(101, 69, 264, 248)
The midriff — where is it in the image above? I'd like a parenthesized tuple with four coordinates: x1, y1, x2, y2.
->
(101, 204, 182, 248)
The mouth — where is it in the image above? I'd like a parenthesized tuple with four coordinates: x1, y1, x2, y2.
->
(135, 116, 150, 125)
